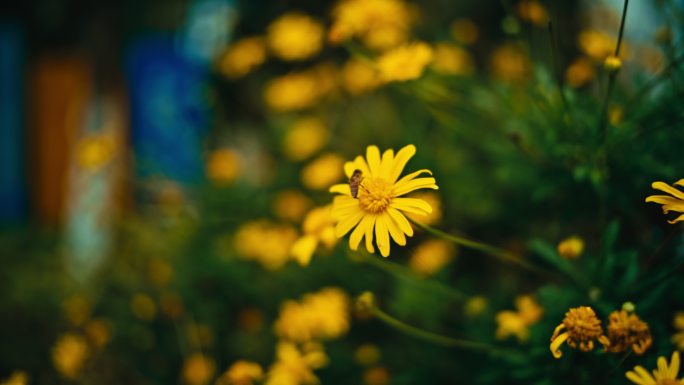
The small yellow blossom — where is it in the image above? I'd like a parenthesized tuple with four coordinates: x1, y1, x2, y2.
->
(557, 236, 584, 259)
(609, 105, 624, 126)
(217, 361, 263, 385)
(450, 18, 478, 45)
(342, 59, 380, 95)
(496, 295, 543, 342)
(130, 293, 157, 321)
(626, 351, 682, 385)
(376, 42, 433, 83)
(52, 333, 89, 379)
(490, 43, 531, 83)
(516, 0, 549, 26)
(267, 13, 324, 61)
(603, 55, 622, 72)
(431, 43, 474, 76)
(301, 153, 345, 191)
(265, 342, 327, 385)
(355, 344, 381, 366)
(234, 220, 299, 270)
(464, 296, 488, 318)
(264, 72, 321, 112)
(182, 353, 216, 385)
(291, 205, 338, 266)
(0, 372, 28, 385)
(672, 312, 684, 350)
(408, 239, 455, 276)
(329, 145, 438, 257)
(550, 306, 605, 358)
(329, 0, 413, 51)
(405, 191, 442, 226)
(76, 134, 115, 171)
(62, 295, 91, 327)
(601, 310, 652, 354)
(274, 287, 350, 342)
(646, 180, 684, 224)
(565, 57, 595, 88)
(218, 37, 267, 79)
(282, 117, 329, 162)
(578, 30, 617, 62)
(363, 366, 390, 385)
(206, 148, 241, 184)
(273, 190, 313, 222)
(84, 318, 111, 348)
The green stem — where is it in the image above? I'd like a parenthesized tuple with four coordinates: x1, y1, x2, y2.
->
(547, 21, 572, 121)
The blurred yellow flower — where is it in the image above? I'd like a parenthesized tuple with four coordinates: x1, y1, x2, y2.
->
(265, 342, 327, 385)
(282, 117, 329, 162)
(557, 236, 584, 259)
(450, 18, 479, 45)
(148, 257, 174, 287)
(489, 43, 531, 83)
(84, 318, 111, 348)
(76, 134, 115, 171)
(408, 239, 455, 277)
(609, 105, 624, 126)
(234, 220, 299, 270)
(182, 353, 216, 385)
(0, 372, 27, 385)
(330, 145, 438, 257)
(550, 306, 605, 358)
(376, 42, 433, 83)
(218, 37, 267, 79)
(329, 0, 413, 51)
(342, 59, 380, 95)
(52, 333, 89, 379)
(363, 366, 390, 385)
(646, 180, 684, 224)
(354, 344, 381, 366)
(464, 296, 488, 318)
(274, 287, 350, 342)
(565, 57, 595, 88)
(267, 13, 324, 61)
(601, 310, 652, 354)
(63, 295, 91, 327)
(495, 295, 543, 342)
(273, 190, 313, 222)
(431, 43, 474, 76)
(264, 66, 336, 111)
(291, 205, 338, 266)
(626, 351, 682, 385)
(603, 55, 622, 72)
(672, 312, 684, 350)
(405, 191, 442, 225)
(301, 153, 345, 191)
(206, 148, 241, 184)
(130, 293, 157, 321)
(217, 361, 263, 385)
(516, 0, 549, 26)
(578, 30, 617, 62)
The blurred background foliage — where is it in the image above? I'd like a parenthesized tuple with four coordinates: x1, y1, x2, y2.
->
(1, 0, 684, 384)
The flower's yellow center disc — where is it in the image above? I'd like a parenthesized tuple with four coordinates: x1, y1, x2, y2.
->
(358, 178, 393, 214)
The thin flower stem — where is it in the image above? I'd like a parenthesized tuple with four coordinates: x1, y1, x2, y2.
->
(547, 21, 572, 121)
(411, 220, 551, 276)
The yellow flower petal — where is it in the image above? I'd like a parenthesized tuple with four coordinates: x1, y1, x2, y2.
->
(626, 370, 654, 385)
(390, 201, 428, 216)
(374, 215, 391, 257)
(291, 235, 319, 266)
(389, 145, 416, 182)
(633, 366, 656, 385)
(670, 351, 680, 380)
(330, 183, 352, 195)
(364, 216, 376, 253)
(387, 207, 413, 237)
(366, 146, 382, 177)
(392, 198, 433, 214)
(379, 149, 395, 180)
(652, 181, 684, 200)
(550, 331, 569, 358)
(667, 213, 684, 224)
(393, 177, 439, 196)
(383, 214, 406, 246)
(344, 155, 371, 178)
(335, 210, 365, 237)
(350, 215, 373, 251)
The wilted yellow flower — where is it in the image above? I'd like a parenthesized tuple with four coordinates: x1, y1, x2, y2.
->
(490, 43, 531, 82)
(431, 43, 474, 76)
(52, 333, 89, 379)
(450, 18, 478, 45)
(376, 42, 433, 83)
(264, 72, 321, 112)
(282, 117, 329, 162)
(646, 180, 684, 224)
(408, 239, 455, 276)
(182, 353, 216, 385)
(363, 366, 390, 385)
(557, 236, 584, 259)
(301, 153, 345, 191)
(601, 310, 652, 354)
(342, 59, 380, 95)
(626, 351, 682, 385)
(579, 30, 617, 62)
(63, 295, 91, 327)
(565, 57, 595, 88)
(206, 148, 241, 184)
(672, 312, 684, 350)
(495, 295, 543, 342)
(291, 205, 338, 266)
(464, 296, 488, 318)
(265, 342, 327, 385)
(330, 145, 438, 257)
(273, 190, 313, 222)
(234, 220, 299, 270)
(516, 0, 549, 26)
(329, 0, 413, 51)
(550, 306, 605, 358)
(0, 372, 28, 385)
(85, 318, 111, 348)
(267, 13, 324, 61)
(131, 293, 157, 321)
(218, 37, 267, 79)
(274, 287, 350, 342)
(76, 134, 115, 171)
(355, 344, 381, 366)
(405, 191, 442, 225)
(217, 361, 263, 385)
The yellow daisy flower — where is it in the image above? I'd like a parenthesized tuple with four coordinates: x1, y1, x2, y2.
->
(626, 351, 683, 385)
(646, 180, 684, 224)
(329, 145, 438, 257)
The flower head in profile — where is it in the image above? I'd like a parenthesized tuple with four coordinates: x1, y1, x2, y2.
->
(625, 351, 682, 385)
(601, 309, 652, 355)
(550, 306, 605, 358)
(329, 145, 438, 257)
(646, 180, 684, 224)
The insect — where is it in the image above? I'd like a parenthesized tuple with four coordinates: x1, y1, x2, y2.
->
(349, 169, 364, 199)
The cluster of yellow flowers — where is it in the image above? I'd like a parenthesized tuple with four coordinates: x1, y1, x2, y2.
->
(274, 287, 350, 342)
(550, 306, 652, 359)
(234, 220, 299, 270)
(495, 295, 543, 342)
